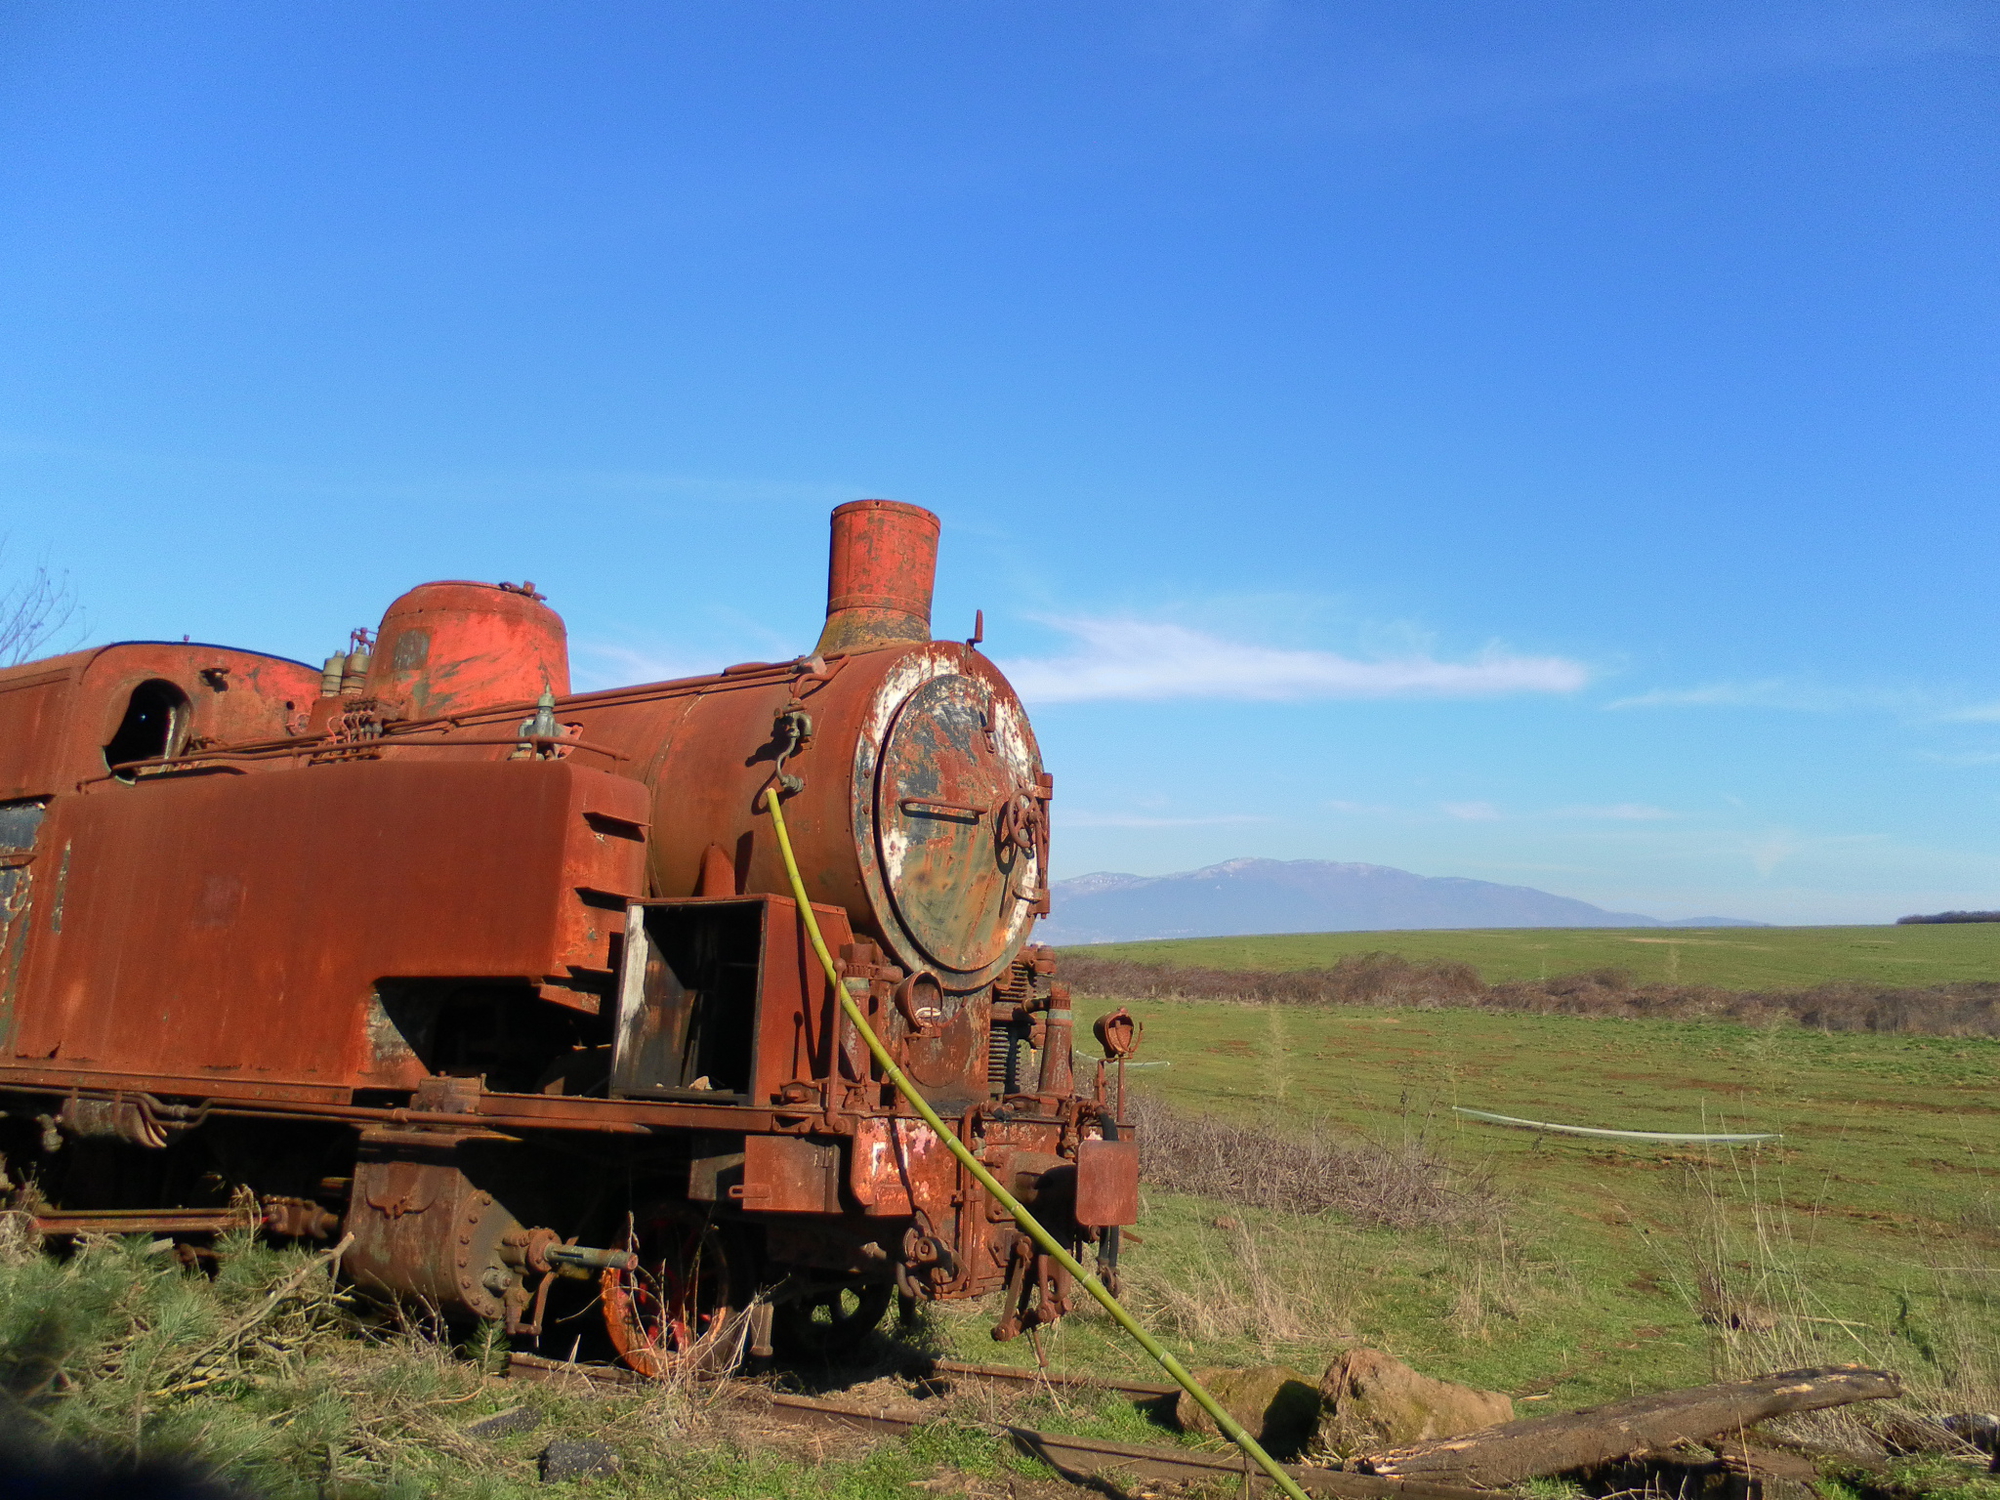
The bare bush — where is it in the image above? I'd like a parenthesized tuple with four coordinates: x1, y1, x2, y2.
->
(1481, 974, 2000, 1037)
(1129, 1093, 1502, 1233)
(1061, 951, 2000, 1039)
(1062, 951, 1483, 1008)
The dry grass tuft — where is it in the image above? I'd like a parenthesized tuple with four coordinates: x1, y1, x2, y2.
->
(0, 1230, 702, 1494)
(1127, 1213, 1358, 1350)
(1648, 1154, 2000, 1459)
(1115, 1095, 1524, 1357)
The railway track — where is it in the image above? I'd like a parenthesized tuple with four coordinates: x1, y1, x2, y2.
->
(504, 1354, 1496, 1498)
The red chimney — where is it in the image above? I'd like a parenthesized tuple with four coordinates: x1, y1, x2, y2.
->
(814, 500, 940, 655)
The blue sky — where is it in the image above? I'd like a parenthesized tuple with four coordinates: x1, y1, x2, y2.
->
(2, 1, 1995, 923)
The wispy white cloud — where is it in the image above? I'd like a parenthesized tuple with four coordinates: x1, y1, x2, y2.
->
(1607, 680, 1925, 713)
(1148, 1, 1990, 133)
(1441, 801, 1503, 821)
(999, 619, 1588, 704)
(1747, 831, 1799, 878)
(1437, 800, 1678, 823)
(1353, 2, 1987, 128)
(1554, 803, 1679, 821)
(1939, 703, 2000, 723)
(573, 642, 727, 691)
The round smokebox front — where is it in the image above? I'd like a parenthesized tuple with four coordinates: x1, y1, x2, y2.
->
(871, 670, 1042, 988)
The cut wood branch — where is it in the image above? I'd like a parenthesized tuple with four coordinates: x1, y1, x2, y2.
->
(150, 1234, 354, 1395)
(1356, 1365, 1901, 1487)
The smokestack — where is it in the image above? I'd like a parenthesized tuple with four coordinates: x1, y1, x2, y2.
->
(814, 499, 940, 655)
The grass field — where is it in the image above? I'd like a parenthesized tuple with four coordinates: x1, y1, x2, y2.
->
(1067, 922, 2000, 990)
(9, 1000, 1997, 1495)
(935, 998, 2000, 1432)
(9, 998, 1997, 1495)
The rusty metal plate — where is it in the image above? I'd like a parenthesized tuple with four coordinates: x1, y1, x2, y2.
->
(899, 1003, 984, 1094)
(848, 1115, 954, 1219)
(344, 1157, 518, 1321)
(873, 674, 1036, 976)
(1075, 1138, 1139, 1227)
(0, 644, 321, 803)
(739, 1134, 841, 1214)
(8, 759, 646, 1091)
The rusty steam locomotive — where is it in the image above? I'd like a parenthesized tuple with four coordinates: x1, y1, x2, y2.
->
(0, 500, 1140, 1368)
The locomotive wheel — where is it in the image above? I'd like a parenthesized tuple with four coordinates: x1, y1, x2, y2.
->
(773, 1282, 894, 1361)
(601, 1204, 737, 1377)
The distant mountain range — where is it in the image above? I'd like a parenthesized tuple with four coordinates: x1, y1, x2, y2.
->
(1039, 858, 1762, 945)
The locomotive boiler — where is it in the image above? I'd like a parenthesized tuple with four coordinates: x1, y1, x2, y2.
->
(0, 500, 1140, 1368)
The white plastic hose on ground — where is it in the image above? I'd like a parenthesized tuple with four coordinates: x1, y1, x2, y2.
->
(1454, 1106, 1780, 1144)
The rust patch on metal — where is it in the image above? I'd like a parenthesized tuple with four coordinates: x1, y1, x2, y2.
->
(1076, 1137, 1140, 1227)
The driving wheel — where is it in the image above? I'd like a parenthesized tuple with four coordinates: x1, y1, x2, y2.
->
(601, 1203, 736, 1377)
(773, 1282, 894, 1360)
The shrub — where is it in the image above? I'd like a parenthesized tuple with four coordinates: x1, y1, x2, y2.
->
(1059, 952, 2000, 1039)
(1128, 1094, 1501, 1232)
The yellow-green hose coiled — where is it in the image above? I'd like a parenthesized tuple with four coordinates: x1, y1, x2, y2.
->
(759, 789, 1309, 1500)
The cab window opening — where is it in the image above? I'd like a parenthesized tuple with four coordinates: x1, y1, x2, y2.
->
(103, 679, 191, 775)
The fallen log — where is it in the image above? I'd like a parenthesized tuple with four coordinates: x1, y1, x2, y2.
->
(1356, 1365, 1901, 1487)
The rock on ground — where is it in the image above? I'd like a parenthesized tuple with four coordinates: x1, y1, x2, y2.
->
(538, 1439, 620, 1483)
(1316, 1347, 1513, 1459)
(465, 1405, 542, 1441)
(1174, 1365, 1323, 1456)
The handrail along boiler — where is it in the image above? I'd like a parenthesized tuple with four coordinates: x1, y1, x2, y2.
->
(0, 501, 1142, 1366)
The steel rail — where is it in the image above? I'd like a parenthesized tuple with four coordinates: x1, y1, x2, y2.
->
(501, 1353, 1492, 1499)
(760, 788, 1311, 1500)
(928, 1357, 1177, 1400)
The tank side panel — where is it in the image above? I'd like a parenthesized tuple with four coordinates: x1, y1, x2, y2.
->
(551, 690, 700, 870)
(751, 898, 853, 1104)
(5, 761, 642, 1090)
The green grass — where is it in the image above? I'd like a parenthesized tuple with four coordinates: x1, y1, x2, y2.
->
(13, 997, 2000, 1495)
(933, 998, 2000, 1430)
(0, 1232, 1068, 1499)
(1067, 922, 2000, 990)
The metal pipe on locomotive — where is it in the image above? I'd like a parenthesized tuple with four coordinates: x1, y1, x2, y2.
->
(0, 501, 1142, 1367)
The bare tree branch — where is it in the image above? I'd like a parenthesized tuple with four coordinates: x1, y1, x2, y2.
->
(0, 545, 82, 668)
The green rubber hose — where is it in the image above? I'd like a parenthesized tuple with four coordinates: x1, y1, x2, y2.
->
(760, 788, 1309, 1500)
